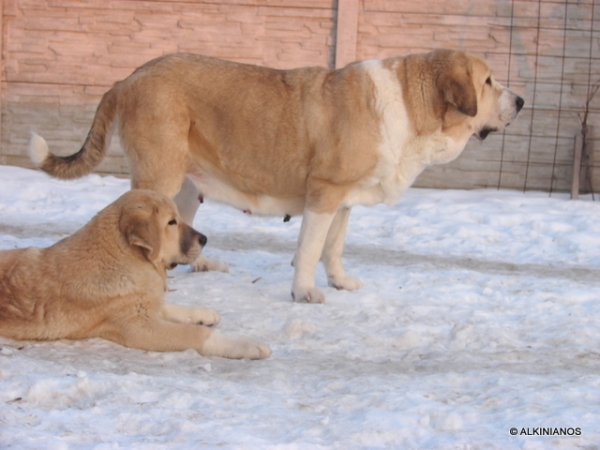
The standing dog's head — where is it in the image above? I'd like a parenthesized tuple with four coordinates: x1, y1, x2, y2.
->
(117, 190, 206, 270)
(431, 49, 524, 139)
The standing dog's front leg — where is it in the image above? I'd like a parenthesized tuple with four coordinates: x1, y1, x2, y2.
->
(321, 207, 362, 291)
(292, 209, 336, 303)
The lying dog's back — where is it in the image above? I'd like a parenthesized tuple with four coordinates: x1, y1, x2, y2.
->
(0, 245, 88, 341)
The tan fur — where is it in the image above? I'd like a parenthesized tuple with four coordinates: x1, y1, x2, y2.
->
(30, 49, 524, 303)
(0, 190, 271, 359)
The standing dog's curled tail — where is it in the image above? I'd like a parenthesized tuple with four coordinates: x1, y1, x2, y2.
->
(28, 86, 119, 180)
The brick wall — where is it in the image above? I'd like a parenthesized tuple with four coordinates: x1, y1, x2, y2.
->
(0, 0, 336, 174)
(1, 0, 598, 193)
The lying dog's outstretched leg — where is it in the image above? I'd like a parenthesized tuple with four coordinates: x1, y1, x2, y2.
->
(116, 318, 271, 360)
(321, 207, 362, 291)
(161, 302, 220, 326)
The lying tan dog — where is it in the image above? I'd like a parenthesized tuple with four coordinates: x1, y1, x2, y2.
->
(29, 49, 524, 303)
(0, 190, 271, 359)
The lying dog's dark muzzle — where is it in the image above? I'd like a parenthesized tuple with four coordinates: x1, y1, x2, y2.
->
(180, 225, 207, 255)
(198, 233, 207, 247)
(170, 226, 207, 269)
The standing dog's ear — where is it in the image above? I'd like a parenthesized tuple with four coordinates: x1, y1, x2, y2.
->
(120, 204, 161, 262)
(436, 51, 478, 117)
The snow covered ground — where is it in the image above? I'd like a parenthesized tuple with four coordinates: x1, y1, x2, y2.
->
(0, 165, 599, 449)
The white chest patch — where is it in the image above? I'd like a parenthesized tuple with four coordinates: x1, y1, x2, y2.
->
(342, 60, 469, 209)
(343, 61, 425, 208)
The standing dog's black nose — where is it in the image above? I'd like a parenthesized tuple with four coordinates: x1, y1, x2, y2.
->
(199, 233, 207, 247)
(516, 96, 524, 112)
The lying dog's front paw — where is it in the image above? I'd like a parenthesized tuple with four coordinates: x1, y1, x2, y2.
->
(200, 333, 271, 359)
(328, 275, 362, 291)
(190, 254, 229, 273)
(189, 307, 220, 327)
(291, 286, 325, 304)
(161, 303, 221, 326)
(240, 339, 272, 360)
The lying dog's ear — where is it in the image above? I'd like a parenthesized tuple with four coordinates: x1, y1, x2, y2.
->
(120, 205, 161, 262)
(437, 52, 478, 117)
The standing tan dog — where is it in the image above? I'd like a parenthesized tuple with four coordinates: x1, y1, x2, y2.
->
(29, 49, 524, 303)
(0, 190, 271, 359)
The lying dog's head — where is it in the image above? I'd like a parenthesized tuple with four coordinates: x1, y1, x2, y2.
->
(117, 190, 206, 270)
(431, 49, 524, 140)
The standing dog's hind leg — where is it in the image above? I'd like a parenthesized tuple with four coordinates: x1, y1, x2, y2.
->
(321, 207, 362, 291)
(174, 176, 202, 225)
(174, 176, 228, 273)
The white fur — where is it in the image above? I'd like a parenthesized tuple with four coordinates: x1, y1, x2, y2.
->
(188, 172, 304, 217)
(201, 332, 272, 359)
(343, 61, 471, 209)
(292, 209, 337, 303)
(321, 207, 362, 291)
(498, 85, 521, 124)
(28, 133, 50, 166)
(189, 253, 229, 273)
(342, 61, 420, 208)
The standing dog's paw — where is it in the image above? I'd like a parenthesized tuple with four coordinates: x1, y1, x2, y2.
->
(291, 286, 325, 304)
(190, 254, 229, 273)
(327, 275, 362, 291)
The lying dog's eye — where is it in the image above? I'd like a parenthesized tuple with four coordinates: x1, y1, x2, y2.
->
(485, 77, 492, 86)
(168, 219, 177, 226)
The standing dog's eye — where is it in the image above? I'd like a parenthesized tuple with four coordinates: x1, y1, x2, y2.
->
(168, 219, 177, 225)
(485, 77, 492, 86)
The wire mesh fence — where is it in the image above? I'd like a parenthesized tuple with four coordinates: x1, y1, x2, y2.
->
(496, 0, 598, 197)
